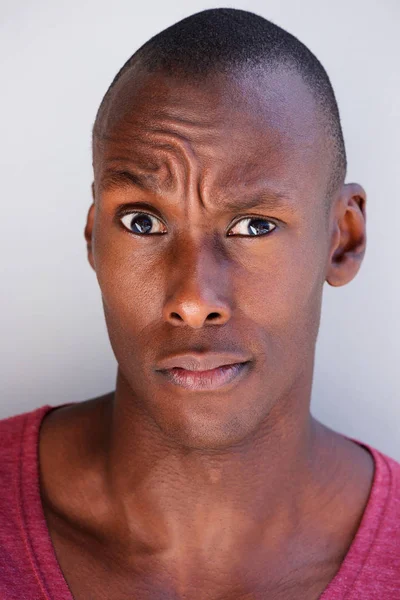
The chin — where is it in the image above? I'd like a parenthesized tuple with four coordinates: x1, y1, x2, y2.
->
(146, 390, 267, 451)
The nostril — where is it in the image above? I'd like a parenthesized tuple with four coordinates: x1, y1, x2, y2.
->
(207, 312, 221, 320)
(171, 312, 183, 321)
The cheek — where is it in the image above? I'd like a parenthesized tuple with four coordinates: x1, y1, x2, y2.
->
(96, 250, 167, 374)
(233, 236, 324, 344)
(93, 224, 166, 332)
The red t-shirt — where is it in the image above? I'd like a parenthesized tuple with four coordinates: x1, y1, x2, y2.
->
(0, 404, 399, 599)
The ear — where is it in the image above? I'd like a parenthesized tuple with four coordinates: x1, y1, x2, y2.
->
(325, 183, 367, 287)
(84, 182, 96, 271)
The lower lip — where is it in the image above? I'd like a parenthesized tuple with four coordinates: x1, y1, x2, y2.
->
(157, 362, 249, 391)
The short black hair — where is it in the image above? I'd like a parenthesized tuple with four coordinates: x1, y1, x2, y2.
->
(93, 7, 347, 203)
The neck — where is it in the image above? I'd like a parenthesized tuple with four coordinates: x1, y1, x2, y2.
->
(98, 370, 335, 555)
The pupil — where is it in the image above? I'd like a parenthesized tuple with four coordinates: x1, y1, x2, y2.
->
(248, 219, 271, 235)
(131, 214, 152, 234)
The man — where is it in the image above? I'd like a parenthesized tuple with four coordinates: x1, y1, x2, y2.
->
(0, 7, 399, 600)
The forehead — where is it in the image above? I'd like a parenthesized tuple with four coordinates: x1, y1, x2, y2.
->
(93, 66, 330, 201)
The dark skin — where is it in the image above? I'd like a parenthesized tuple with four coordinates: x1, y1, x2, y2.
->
(38, 65, 373, 600)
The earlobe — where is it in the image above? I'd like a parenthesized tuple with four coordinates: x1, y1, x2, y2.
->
(325, 183, 367, 287)
(84, 201, 96, 271)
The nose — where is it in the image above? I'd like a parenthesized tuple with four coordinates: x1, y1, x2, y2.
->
(162, 240, 233, 329)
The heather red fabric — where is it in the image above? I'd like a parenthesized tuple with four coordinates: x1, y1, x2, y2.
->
(0, 404, 399, 599)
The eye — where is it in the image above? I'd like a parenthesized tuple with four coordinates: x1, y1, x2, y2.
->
(227, 217, 277, 237)
(120, 212, 167, 235)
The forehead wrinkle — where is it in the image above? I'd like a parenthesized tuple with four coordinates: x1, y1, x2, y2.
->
(99, 147, 178, 195)
(144, 125, 230, 215)
(99, 159, 298, 217)
(97, 103, 305, 216)
(98, 151, 193, 203)
(99, 167, 161, 194)
(197, 169, 298, 215)
(96, 123, 198, 197)
(137, 125, 207, 215)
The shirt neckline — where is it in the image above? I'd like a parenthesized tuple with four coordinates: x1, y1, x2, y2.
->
(19, 403, 390, 600)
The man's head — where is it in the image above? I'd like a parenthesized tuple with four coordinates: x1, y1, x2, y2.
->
(85, 8, 366, 449)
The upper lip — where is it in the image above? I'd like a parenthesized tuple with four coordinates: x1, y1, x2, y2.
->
(156, 352, 251, 372)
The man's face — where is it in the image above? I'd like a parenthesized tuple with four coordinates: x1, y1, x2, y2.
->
(89, 66, 334, 449)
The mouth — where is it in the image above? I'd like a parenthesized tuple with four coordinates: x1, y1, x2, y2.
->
(158, 362, 250, 391)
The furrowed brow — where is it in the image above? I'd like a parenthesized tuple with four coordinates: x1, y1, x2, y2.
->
(99, 168, 296, 214)
(99, 169, 160, 193)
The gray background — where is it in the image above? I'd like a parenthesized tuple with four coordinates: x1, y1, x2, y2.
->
(1, 0, 399, 459)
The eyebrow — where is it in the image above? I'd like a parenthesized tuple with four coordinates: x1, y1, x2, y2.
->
(100, 169, 161, 193)
(221, 193, 295, 215)
(99, 168, 296, 214)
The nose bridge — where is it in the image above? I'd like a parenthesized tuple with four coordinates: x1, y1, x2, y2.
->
(162, 233, 233, 329)
(147, 123, 233, 328)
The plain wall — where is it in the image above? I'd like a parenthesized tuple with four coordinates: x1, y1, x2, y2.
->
(1, 0, 399, 459)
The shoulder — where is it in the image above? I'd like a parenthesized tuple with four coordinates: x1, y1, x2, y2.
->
(372, 444, 400, 536)
(0, 405, 54, 591)
(351, 440, 400, 596)
(0, 405, 50, 471)
(353, 438, 400, 539)
(360, 440, 400, 515)
(0, 404, 55, 514)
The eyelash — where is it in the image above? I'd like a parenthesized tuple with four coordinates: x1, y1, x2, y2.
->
(118, 210, 279, 237)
